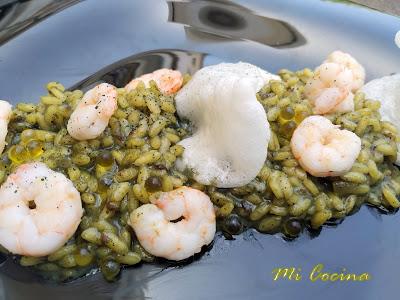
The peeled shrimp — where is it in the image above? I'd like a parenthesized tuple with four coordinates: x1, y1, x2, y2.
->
(0, 162, 83, 256)
(125, 69, 183, 95)
(290, 116, 361, 177)
(305, 62, 354, 114)
(67, 83, 117, 140)
(129, 186, 216, 261)
(324, 50, 365, 92)
(305, 51, 365, 114)
(0, 100, 12, 154)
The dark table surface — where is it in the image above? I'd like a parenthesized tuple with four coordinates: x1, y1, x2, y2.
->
(351, 0, 400, 16)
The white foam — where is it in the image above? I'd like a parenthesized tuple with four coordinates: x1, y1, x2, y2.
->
(395, 31, 400, 48)
(361, 74, 400, 165)
(175, 62, 277, 188)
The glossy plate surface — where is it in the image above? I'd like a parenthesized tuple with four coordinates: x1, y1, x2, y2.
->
(0, 1, 399, 299)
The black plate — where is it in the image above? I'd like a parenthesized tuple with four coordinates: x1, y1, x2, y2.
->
(0, 1, 399, 299)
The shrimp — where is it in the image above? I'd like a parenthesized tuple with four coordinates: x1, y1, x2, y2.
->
(290, 116, 361, 177)
(0, 162, 83, 256)
(324, 50, 365, 92)
(305, 51, 365, 114)
(305, 62, 354, 114)
(0, 100, 12, 154)
(125, 68, 183, 95)
(67, 83, 117, 140)
(129, 186, 216, 261)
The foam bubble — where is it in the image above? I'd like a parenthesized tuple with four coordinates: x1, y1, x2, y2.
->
(175, 62, 277, 188)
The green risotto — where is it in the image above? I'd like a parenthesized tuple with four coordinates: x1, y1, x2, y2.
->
(1, 68, 399, 281)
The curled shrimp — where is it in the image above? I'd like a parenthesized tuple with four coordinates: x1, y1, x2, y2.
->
(67, 83, 117, 140)
(305, 51, 365, 114)
(0, 100, 12, 154)
(129, 186, 216, 261)
(290, 116, 361, 177)
(125, 69, 183, 95)
(324, 50, 365, 92)
(0, 162, 83, 256)
(305, 62, 354, 114)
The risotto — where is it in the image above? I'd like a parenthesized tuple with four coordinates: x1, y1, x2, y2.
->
(0, 58, 399, 282)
